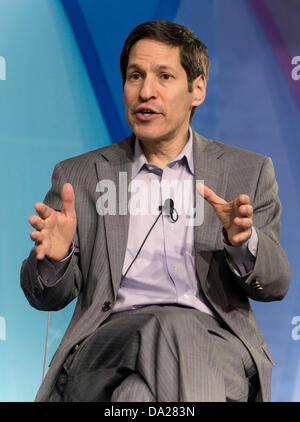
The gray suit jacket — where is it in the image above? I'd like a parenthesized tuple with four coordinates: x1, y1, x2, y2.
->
(20, 130, 291, 401)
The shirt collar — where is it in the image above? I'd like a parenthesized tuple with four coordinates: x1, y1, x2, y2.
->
(131, 126, 194, 178)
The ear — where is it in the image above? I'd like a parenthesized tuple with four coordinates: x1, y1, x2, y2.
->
(191, 75, 207, 107)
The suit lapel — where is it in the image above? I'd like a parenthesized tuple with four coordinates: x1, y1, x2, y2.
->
(193, 131, 228, 289)
(95, 135, 135, 299)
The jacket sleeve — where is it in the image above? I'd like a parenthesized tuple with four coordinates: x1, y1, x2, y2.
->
(229, 156, 291, 302)
(20, 163, 84, 311)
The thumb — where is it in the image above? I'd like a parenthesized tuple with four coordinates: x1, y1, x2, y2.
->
(61, 183, 75, 216)
(196, 183, 226, 207)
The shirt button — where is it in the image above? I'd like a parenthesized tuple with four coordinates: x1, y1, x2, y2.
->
(170, 225, 174, 231)
(173, 266, 178, 272)
(183, 294, 189, 300)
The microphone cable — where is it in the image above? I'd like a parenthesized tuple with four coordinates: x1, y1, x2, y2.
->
(122, 198, 178, 280)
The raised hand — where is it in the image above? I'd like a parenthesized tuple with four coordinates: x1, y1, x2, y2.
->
(197, 183, 253, 247)
(29, 183, 77, 261)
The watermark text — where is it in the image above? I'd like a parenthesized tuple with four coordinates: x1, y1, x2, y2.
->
(0, 56, 6, 80)
(0, 316, 6, 341)
(96, 173, 205, 226)
(291, 56, 300, 81)
(291, 316, 300, 340)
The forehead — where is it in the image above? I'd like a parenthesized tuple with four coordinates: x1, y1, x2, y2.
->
(128, 38, 182, 69)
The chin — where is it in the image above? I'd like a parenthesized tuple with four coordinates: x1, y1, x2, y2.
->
(133, 126, 170, 142)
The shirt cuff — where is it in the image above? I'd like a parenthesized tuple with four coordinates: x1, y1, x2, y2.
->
(37, 243, 74, 286)
(222, 227, 258, 276)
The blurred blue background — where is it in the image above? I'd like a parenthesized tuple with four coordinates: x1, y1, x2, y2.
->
(0, 0, 299, 401)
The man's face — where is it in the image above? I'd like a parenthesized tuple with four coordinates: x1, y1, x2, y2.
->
(123, 38, 205, 144)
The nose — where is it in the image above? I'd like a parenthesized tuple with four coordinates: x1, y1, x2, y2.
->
(139, 76, 156, 101)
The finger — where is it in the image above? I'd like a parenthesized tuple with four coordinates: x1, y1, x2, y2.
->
(28, 215, 45, 231)
(237, 204, 253, 218)
(34, 202, 53, 220)
(35, 243, 46, 260)
(233, 217, 253, 230)
(231, 229, 252, 246)
(61, 183, 75, 216)
(30, 230, 44, 243)
(236, 194, 250, 207)
(196, 183, 227, 206)
(36, 236, 53, 260)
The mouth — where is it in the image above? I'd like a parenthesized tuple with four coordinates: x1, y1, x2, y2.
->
(134, 107, 162, 121)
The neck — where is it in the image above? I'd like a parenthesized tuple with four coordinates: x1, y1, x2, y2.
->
(139, 129, 190, 168)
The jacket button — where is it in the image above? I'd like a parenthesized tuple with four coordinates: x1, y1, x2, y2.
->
(71, 344, 79, 354)
(33, 287, 41, 297)
(102, 301, 112, 312)
(250, 278, 263, 290)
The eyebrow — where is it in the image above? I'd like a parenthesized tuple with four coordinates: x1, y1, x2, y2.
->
(126, 63, 177, 73)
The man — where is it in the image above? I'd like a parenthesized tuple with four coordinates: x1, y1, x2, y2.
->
(21, 20, 290, 402)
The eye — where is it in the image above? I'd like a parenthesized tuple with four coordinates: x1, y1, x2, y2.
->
(161, 73, 172, 80)
(129, 72, 141, 80)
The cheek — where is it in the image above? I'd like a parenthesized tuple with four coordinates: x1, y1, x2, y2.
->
(123, 90, 129, 107)
(123, 86, 133, 106)
(123, 96, 133, 119)
(167, 94, 191, 118)
(169, 87, 191, 105)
